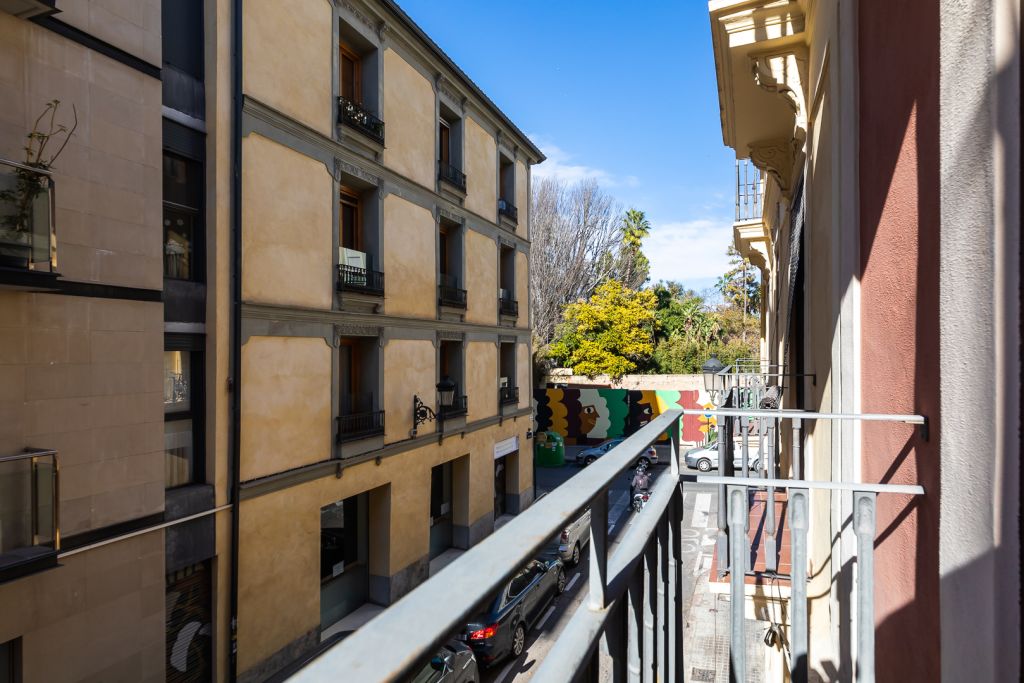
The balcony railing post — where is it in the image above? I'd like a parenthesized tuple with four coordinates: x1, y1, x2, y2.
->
(790, 487, 809, 683)
(643, 539, 656, 683)
(854, 491, 877, 683)
(668, 482, 684, 680)
(792, 417, 803, 479)
(728, 485, 748, 683)
(716, 414, 730, 576)
(626, 562, 643, 683)
(766, 417, 778, 572)
(741, 414, 750, 478)
(656, 513, 668, 677)
(589, 492, 609, 610)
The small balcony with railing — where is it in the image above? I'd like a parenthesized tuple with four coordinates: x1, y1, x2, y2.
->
(437, 161, 466, 193)
(438, 394, 468, 420)
(0, 158, 58, 289)
(497, 197, 518, 227)
(0, 449, 59, 583)
(437, 273, 467, 309)
(498, 288, 518, 318)
(733, 159, 772, 272)
(498, 385, 519, 406)
(337, 96, 385, 145)
(337, 248, 384, 297)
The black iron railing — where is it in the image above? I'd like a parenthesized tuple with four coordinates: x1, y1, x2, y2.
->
(439, 395, 468, 419)
(337, 410, 385, 443)
(736, 158, 763, 222)
(499, 291, 518, 317)
(438, 161, 466, 191)
(337, 96, 385, 144)
(498, 198, 518, 223)
(499, 386, 519, 405)
(337, 264, 385, 296)
(438, 274, 467, 308)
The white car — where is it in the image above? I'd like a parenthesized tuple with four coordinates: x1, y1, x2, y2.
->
(684, 442, 762, 473)
(575, 438, 658, 467)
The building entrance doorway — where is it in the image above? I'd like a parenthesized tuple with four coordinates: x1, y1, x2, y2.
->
(494, 457, 507, 517)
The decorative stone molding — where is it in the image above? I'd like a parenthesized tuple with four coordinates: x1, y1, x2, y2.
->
(339, 0, 377, 33)
(499, 335, 516, 344)
(749, 138, 795, 193)
(335, 158, 379, 186)
(749, 50, 808, 140)
(438, 330, 465, 342)
(436, 206, 464, 225)
(334, 323, 381, 341)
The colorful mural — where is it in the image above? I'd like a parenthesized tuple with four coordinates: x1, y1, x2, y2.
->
(534, 387, 713, 445)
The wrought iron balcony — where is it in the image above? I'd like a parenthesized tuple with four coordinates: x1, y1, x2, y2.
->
(736, 158, 764, 222)
(438, 274, 467, 309)
(498, 290, 518, 317)
(0, 158, 56, 276)
(437, 161, 466, 192)
(337, 96, 385, 145)
(498, 197, 518, 224)
(438, 395, 467, 419)
(291, 393, 927, 682)
(337, 263, 385, 296)
(0, 448, 59, 583)
(336, 410, 385, 443)
(498, 385, 519, 405)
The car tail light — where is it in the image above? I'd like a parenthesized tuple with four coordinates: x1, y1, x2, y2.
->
(642, 494, 649, 501)
(468, 623, 499, 640)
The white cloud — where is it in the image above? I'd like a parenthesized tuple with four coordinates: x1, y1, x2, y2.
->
(530, 140, 639, 189)
(644, 217, 734, 287)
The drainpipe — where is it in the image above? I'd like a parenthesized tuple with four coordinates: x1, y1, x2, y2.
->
(228, 0, 243, 679)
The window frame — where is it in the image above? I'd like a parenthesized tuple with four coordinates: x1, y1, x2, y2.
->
(339, 186, 362, 252)
(340, 42, 362, 104)
(164, 335, 205, 489)
(162, 147, 206, 284)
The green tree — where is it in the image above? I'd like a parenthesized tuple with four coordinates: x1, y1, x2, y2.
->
(716, 245, 760, 316)
(548, 280, 658, 379)
(618, 209, 651, 289)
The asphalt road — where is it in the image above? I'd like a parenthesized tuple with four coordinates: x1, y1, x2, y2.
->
(480, 446, 720, 683)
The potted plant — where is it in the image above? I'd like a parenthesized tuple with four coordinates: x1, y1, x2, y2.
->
(0, 100, 76, 269)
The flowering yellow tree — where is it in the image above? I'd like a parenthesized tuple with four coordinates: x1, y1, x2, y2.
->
(548, 280, 658, 380)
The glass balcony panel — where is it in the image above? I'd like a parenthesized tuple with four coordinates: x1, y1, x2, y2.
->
(0, 450, 59, 577)
(0, 159, 56, 273)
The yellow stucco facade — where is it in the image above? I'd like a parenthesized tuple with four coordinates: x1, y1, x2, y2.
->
(382, 48, 435, 189)
(464, 117, 498, 219)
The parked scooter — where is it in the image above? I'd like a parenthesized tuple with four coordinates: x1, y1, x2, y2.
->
(630, 462, 651, 512)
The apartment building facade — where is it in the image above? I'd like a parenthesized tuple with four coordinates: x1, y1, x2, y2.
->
(711, 0, 1019, 680)
(233, 1, 541, 680)
(1, 0, 538, 681)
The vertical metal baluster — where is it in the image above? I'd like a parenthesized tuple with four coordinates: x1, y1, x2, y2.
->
(792, 417, 803, 479)
(627, 561, 643, 683)
(790, 487, 809, 683)
(666, 485, 683, 682)
(670, 416, 681, 478)
(643, 540, 656, 683)
(741, 414, 750, 478)
(590, 492, 609, 609)
(716, 415, 730, 577)
(656, 518, 668, 677)
(672, 483, 685, 681)
(604, 598, 626, 682)
(854, 491, 877, 683)
(728, 485, 747, 683)
(765, 418, 778, 572)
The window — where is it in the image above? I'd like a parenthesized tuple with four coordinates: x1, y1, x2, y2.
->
(321, 497, 360, 580)
(439, 120, 451, 166)
(500, 155, 515, 203)
(164, 340, 204, 488)
(340, 43, 361, 104)
(1, 638, 19, 683)
(161, 0, 205, 119)
(340, 187, 361, 252)
(163, 152, 203, 281)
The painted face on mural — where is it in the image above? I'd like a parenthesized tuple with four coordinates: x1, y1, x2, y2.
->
(580, 404, 598, 435)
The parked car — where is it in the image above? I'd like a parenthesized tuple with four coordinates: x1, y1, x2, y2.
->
(410, 640, 479, 683)
(575, 438, 658, 467)
(461, 557, 567, 666)
(684, 442, 762, 473)
(544, 506, 591, 566)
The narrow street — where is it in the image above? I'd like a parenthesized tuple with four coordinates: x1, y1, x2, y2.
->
(480, 446, 721, 683)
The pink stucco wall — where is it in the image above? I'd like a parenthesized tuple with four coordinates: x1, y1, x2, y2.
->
(859, 1, 941, 679)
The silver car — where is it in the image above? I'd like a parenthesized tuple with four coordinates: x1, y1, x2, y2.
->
(550, 507, 591, 566)
(575, 438, 658, 467)
(684, 442, 762, 473)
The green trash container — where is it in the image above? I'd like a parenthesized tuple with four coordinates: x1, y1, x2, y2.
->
(534, 431, 565, 467)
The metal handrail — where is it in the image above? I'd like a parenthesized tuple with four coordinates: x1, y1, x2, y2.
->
(437, 160, 466, 191)
(498, 197, 518, 223)
(336, 263, 384, 295)
(337, 96, 384, 144)
(292, 411, 681, 682)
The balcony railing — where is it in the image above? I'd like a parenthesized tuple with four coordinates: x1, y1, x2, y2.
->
(439, 395, 467, 419)
(336, 410, 385, 443)
(498, 385, 519, 405)
(337, 96, 385, 145)
(498, 289, 518, 317)
(438, 274, 467, 308)
(0, 449, 59, 582)
(736, 158, 764, 222)
(498, 197, 518, 224)
(437, 161, 466, 192)
(337, 263, 385, 296)
(0, 158, 56, 274)
(292, 390, 927, 682)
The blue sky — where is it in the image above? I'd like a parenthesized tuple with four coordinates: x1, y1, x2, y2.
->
(396, 0, 737, 293)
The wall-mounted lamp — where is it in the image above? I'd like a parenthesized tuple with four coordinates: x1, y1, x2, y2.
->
(411, 377, 457, 438)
